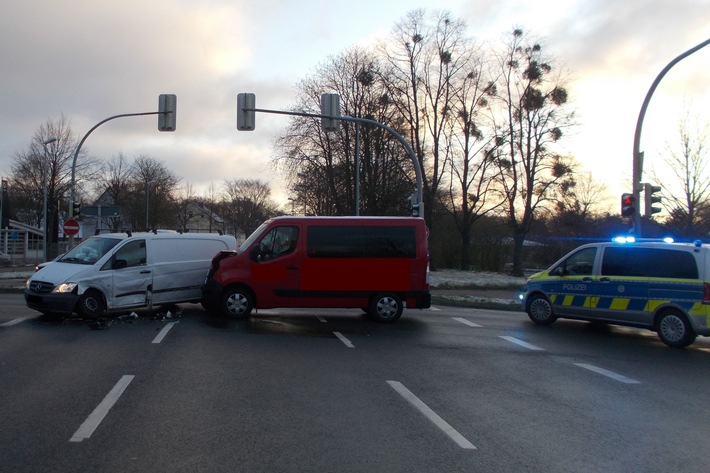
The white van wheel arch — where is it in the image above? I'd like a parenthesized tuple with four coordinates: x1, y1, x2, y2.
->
(77, 290, 106, 319)
(656, 310, 696, 348)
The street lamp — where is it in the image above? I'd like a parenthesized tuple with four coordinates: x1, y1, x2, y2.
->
(42, 137, 57, 261)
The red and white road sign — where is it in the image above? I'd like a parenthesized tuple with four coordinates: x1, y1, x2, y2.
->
(63, 219, 80, 236)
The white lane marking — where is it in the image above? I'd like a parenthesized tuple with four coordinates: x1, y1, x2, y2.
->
(317, 316, 327, 323)
(70, 375, 135, 442)
(152, 322, 178, 344)
(499, 336, 545, 351)
(574, 363, 641, 384)
(0, 316, 34, 327)
(333, 331, 354, 348)
(452, 317, 482, 328)
(387, 380, 476, 450)
(429, 306, 441, 311)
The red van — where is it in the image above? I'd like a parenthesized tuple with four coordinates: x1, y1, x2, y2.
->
(201, 216, 431, 322)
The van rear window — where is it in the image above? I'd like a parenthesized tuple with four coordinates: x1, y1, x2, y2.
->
(307, 226, 416, 258)
(601, 247, 698, 279)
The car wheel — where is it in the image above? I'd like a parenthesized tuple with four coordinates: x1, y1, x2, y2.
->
(656, 311, 696, 348)
(221, 286, 254, 319)
(368, 293, 403, 323)
(527, 294, 556, 325)
(77, 290, 106, 319)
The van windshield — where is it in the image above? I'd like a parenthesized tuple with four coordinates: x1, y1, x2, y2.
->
(59, 237, 122, 264)
(237, 222, 269, 254)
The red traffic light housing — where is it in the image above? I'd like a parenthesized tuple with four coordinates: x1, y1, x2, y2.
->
(621, 193, 636, 217)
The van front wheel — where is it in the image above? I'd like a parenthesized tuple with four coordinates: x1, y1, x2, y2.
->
(656, 311, 696, 348)
(527, 294, 556, 325)
(77, 290, 105, 319)
(368, 293, 403, 323)
(221, 287, 253, 319)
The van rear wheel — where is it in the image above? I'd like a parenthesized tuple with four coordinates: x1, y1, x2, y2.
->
(221, 287, 254, 319)
(656, 311, 696, 348)
(368, 293, 403, 323)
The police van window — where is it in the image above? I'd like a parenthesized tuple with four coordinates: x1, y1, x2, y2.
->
(602, 247, 698, 279)
(556, 247, 596, 275)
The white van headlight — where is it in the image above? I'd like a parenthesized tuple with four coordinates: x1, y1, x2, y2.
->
(53, 282, 78, 294)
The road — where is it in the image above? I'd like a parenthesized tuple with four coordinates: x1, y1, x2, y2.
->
(1, 294, 709, 472)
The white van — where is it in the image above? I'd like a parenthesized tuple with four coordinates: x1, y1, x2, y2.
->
(25, 231, 236, 318)
(521, 239, 710, 347)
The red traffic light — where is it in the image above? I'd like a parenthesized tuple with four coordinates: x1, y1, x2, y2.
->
(621, 193, 636, 217)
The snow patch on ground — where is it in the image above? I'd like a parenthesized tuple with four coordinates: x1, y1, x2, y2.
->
(429, 269, 526, 288)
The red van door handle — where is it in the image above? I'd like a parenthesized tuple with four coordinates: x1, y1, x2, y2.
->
(286, 265, 299, 270)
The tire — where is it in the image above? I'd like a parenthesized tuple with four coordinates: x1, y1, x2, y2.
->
(77, 290, 106, 319)
(368, 293, 403, 323)
(656, 311, 696, 348)
(221, 286, 254, 319)
(526, 294, 556, 325)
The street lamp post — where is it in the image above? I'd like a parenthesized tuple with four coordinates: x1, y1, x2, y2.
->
(42, 137, 57, 261)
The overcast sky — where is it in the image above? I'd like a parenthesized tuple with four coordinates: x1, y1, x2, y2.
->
(1, 0, 708, 207)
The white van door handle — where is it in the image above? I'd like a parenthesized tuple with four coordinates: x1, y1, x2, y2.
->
(140, 270, 152, 274)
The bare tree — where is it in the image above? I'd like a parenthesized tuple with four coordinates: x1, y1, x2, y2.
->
(274, 47, 413, 217)
(127, 155, 181, 230)
(378, 9, 469, 226)
(651, 111, 710, 237)
(221, 179, 278, 238)
(9, 115, 97, 249)
(490, 28, 576, 275)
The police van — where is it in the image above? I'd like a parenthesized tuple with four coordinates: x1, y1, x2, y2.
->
(520, 239, 710, 347)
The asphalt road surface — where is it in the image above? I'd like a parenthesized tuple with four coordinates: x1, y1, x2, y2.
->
(2, 294, 709, 472)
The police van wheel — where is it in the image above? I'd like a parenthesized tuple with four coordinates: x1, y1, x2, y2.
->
(368, 293, 403, 323)
(656, 311, 696, 348)
(221, 287, 254, 319)
(527, 295, 556, 325)
(77, 290, 106, 319)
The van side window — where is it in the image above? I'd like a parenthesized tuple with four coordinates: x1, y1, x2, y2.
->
(602, 247, 698, 279)
(307, 226, 416, 258)
(112, 240, 147, 269)
(555, 247, 596, 276)
(256, 226, 299, 260)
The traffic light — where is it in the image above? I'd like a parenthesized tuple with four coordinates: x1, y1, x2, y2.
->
(158, 94, 177, 132)
(237, 93, 256, 131)
(72, 202, 81, 217)
(320, 93, 340, 132)
(621, 193, 636, 217)
(644, 183, 662, 216)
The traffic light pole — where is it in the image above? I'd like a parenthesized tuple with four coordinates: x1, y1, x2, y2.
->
(242, 106, 425, 218)
(632, 37, 710, 235)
